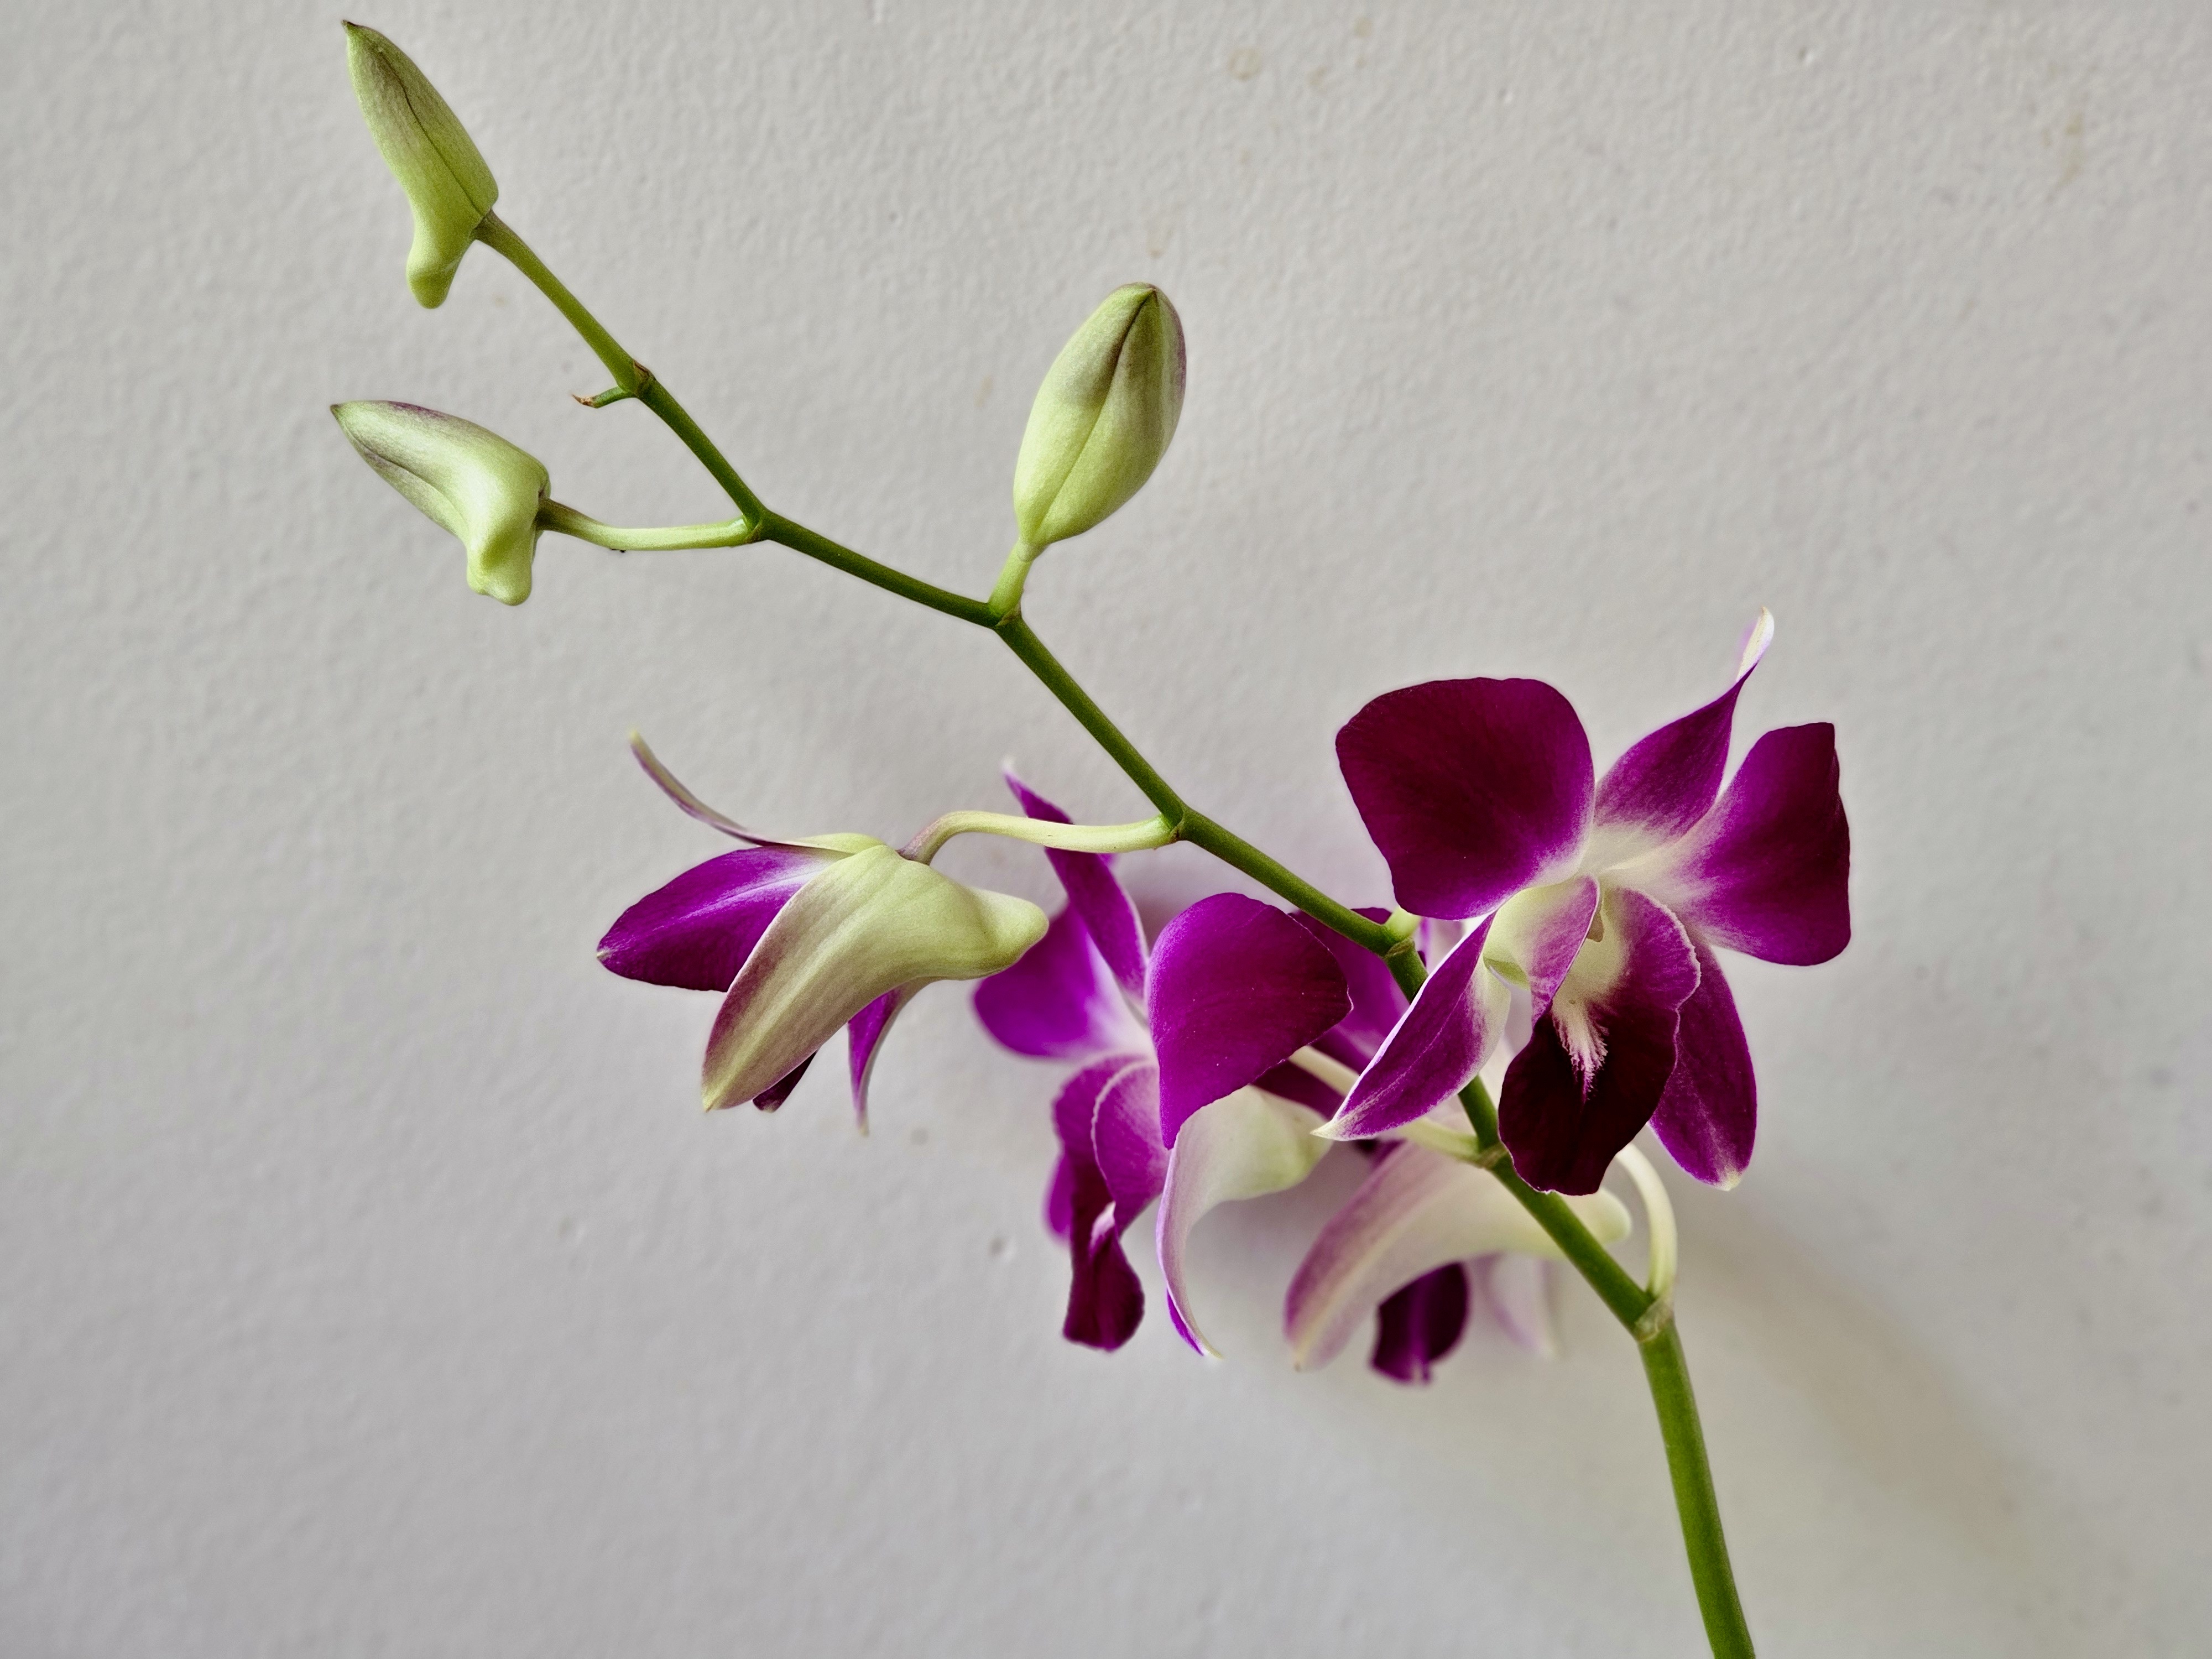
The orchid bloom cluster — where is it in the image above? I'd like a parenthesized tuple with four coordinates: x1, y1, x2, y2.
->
(333, 28, 1850, 1647)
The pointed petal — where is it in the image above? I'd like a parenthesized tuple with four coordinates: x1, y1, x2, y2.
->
(1324, 919, 1506, 1140)
(1004, 769, 1149, 998)
(751, 1052, 813, 1112)
(703, 845, 1046, 1111)
(1479, 1254, 1558, 1357)
(846, 988, 912, 1129)
(1285, 1143, 1629, 1370)
(1590, 611, 1772, 863)
(1498, 890, 1700, 1194)
(972, 905, 1146, 1061)
(597, 846, 826, 992)
(1092, 1060, 1167, 1225)
(1148, 894, 1350, 1147)
(1650, 937, 1757, 1186)
(1337, 677, 1594, 919)
(1484, 876, 1601, 1011)
(1632, 724, 1850, 966)
(1157, 1088, 1331, 1357)
(1369, 1264, 1471, 1385)
(627, 733, 870, 853)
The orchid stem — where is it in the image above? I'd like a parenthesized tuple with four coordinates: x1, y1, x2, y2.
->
(492, 220, 1750, 1653)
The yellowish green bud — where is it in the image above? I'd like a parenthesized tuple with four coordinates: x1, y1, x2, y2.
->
(1012, 284, 1186, 549)
(332, 401, 548, 604)
(343, 23, 499, 309)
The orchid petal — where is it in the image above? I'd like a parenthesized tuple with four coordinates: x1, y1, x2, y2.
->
(1290, 908, 1410, 1065)
(1091, 1060, 1167, 1226)
(1498, 889, 1700, 1194)
(702, 844, 1047, 1111)
(597, 845, 828, 992)
(1157, 1087, 1330, 1357)
(1148, 895, 1350, 1147)
(1369, 1264, 1472, 1385)
(1589, 611, 1772, 864)
(627, 734, 871, 854)
(1051, 1058, 1147, 1348)
(1649, 937, 1757, 1187)
(750, 1052, 813, 1113)
(1479, 1254, 1557, 1357)
(1630, 724, 1851, 967)
(845, 988, 912, 1130)
(1484, 876, 1601, 1012)
(1285, 1143, 1629, 1370)
(1004, 769, 1149, 998)
(1323, 919, 1507, 1141)
(972, 905, 1146, 1061)
(1337, 677, 1594, 919)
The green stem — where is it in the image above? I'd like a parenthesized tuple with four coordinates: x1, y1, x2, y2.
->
(1642, 1323, 1755, 1657)
(538, 501, 754, 551)
(761, 513, 996, 627)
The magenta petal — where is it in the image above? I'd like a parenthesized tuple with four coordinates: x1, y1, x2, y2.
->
(1004, 769, 1149, 999)
(1593, 617, 1771, 855)
(1043, 1152, 1074, 1241)
(973, 905, 1144, 1062)
(1328, 918, 1499, 1140)
(596, 847, 823, 992)
(1064, 1161, 1145, 1350)
(1644, 724, 1850, 966)
(1092, 1061, 1167, 1224)
(1499, 891, 1699, 1194)
(1291, 907, 1409, 1065)
(1337, 678, 1594, 919)
(1148, 894, 1352, 1147)
(845, 989, 909, 1129)
(1650, 938, 1756, 1187)
(1369, 1262, 1472, 1385)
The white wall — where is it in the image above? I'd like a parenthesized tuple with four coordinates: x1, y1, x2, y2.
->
(5, 2, 2208, 1652)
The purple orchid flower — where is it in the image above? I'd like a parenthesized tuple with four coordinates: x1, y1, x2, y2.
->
(1331, 613, 1850, 1194)
(598, 737, 1047, 1119)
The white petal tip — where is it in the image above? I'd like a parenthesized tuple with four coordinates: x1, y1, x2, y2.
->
(1737, 608, 1776, 677)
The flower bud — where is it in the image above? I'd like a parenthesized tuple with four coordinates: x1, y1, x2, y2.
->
(332, 401, 547, 604)
(1012, 284, 1186, 549)
(343, 23, 499, 309)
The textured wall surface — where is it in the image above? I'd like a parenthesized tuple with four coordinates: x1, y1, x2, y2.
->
(5, 2, 2209, 1653)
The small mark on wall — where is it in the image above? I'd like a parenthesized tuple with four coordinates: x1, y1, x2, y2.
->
(1228, 46, 1264, 81)
(975, 375, 992, 408)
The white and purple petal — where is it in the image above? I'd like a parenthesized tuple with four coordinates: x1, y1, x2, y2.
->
(1157, 1086, 1331, 1357)
(1478, 1254, 1557, 1357)
(1337, 677, 1594, 920)
(597, 845, 830, 992)
(972, 905, 1145, 1061)
(1147, 894, 1351, 1147)
(1629, 723, 1850, 967)
(1484, 875, 1601, 1012)
(1091, 1060, 1167, 1226)
(1323, 919, 1507, 1141)
(1648, 936, 1757, 1187)
(1497, 888, 1700, 1194)
(1004, 769, 1149, 999)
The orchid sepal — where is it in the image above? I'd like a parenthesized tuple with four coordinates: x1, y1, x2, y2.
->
(332, 401, 547, 603)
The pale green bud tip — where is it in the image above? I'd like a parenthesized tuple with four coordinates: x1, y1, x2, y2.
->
(331, 400, 548, 604)
(1012, 284, 1187, 549)
(343, 22, 498, 308)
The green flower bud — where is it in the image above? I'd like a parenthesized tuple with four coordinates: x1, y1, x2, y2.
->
(332, 401, 547, 604)
(343, 23, 499, 309)
(1012, 284, 1186, 549)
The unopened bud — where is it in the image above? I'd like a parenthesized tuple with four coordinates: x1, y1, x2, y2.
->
(343, 23, 499, 308)
(332, 401, 547, 604)
(1012, 284, 1186, 549)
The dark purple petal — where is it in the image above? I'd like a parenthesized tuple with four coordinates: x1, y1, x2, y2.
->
(1499, 890, 1699, 1194)
(845, 989, 908, 1129)
(972, 906, 1144, 1061)
(1326, 918, 1501, 1140)
(1592, 613, 1772, 857)
(1337, 678, 1594, 920)
(1063, 1158, 1145, 1350)
(1370, 1263, 1471, 1385)
(1091, 1061, 1167, 1224)
(1005, 770, 1149, 999)
(1291, 907, 1409, 1066)
(751, 1051, 814, 1113)
(1650, 937, 1757, 1187)
(1639, 724, 1850, 967)
(1148, 894, 1352, 1147)
(596, 846, 823, 992)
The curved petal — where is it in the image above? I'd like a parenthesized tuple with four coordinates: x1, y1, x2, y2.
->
(626, 733, 873, 854)
(1323, 919, 1507, 1140)
(1290, 907, 1409, 1065)
(703, 845, 1047, 1111)
(1157, 1087, 1330, 1357)
(972, 905, 1146, 1061)
(1337, 678, 1594, 920)
(1589, 611, 1772, 864)
(1285, 1144, 1630, 1370)
(1005, 769, 1149, 999)
(1478, 1254, 1557, 1357)
(1649, 937, 1757, 1187)
(1091, 1060, 1167, 1226)
(597, 846, 828, 992)
(1498, 889, 1700, 1194)
(1630, 723, 1850, 966)
(1484, 876, 1601, 1012)
(1051, 1058, 1147, 1349)
(1148, 894, 1350, 1147)
(749, 1052, 814, 1113)
(1369, 1264, 1471, 1385)
(846, 988, 912, 1129)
